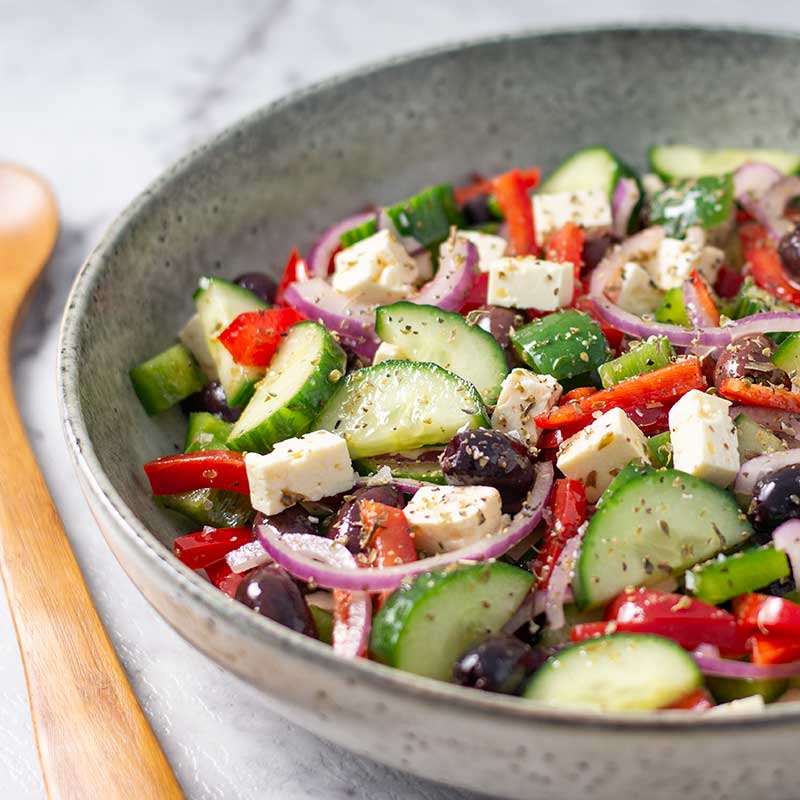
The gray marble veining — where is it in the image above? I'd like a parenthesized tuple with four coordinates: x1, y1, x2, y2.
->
(3, 1, 800, 798)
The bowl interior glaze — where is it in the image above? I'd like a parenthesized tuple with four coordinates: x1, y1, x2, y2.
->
(59, 27, 800, 800)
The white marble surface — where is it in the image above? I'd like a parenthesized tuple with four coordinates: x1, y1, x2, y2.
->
(3, 1, 800, 797)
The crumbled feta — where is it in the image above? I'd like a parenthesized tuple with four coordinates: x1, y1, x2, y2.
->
(456, 229, 508, 272)
(487, 256, 574, 311)
(532, 189, 613, 247)
(557, 407, 651, 503)
(332, 229, 418, 303)
(246, 430, 356, 516)
(708, 695, 765, 715)
(403, 485, 502, 554)
(491, 368, 562, 448)
(668, 389, 739, 487)
(647, 237, 724, 291)
(373, 341, 407, 365)
(615, 261, 663, 316)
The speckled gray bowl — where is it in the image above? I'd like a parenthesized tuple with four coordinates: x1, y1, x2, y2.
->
(59, 27, 800, 800)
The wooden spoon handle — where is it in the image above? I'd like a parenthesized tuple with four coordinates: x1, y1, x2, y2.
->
(0, 355, 183, 799)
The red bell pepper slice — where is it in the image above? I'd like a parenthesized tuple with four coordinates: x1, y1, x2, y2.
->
(459, 272, 489, 315)
(688, 269, 720, 326)
(143, 450, 250, 496)
(663, 689, 714, 711)
(455, 167, 541, 206)
(748, 246, 800, 306)
(274, 247, 309, 306)
(218, 307, 306, 367)
(739, 221, 770, 260)
(733, 593, 800, 637)
(750, 634, 800, 665)
(714, 265, 745, 299)
(718, 378, 800, 415)
(535, 358, 704, 430)
(572, 588, 752, 657)
(545, 222, 584, 304)
(531, 479, 586, 590)
(491, 169, 537, 256)
(205, 560, 252, 599)
(173, 527, 253, 570)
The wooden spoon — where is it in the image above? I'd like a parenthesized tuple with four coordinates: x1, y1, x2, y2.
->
(0, 163, 183, 799)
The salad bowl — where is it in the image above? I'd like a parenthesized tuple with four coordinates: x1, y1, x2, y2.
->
(59, 27, 800, 800)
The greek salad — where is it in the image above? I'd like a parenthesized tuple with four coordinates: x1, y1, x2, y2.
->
(131, 144, 800, 713)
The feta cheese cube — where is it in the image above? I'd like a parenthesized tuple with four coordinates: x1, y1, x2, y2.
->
(532, 189, 612, 247)
(487, 257, 574, 311)
(456, 230, 508, 272)
(246, 430, 356, 516)
(332, 229, 418, 304)
(372, 341, 406, 364)
(403, 485, 502, 554)
(557, 407, 650, 503)
(668, 389, 739, 487)
(615, 261, 663, 315)
(491, 368, 562, 448)
(648, 238, 724, 291)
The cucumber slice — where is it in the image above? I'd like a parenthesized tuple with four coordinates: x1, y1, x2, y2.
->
(353, 447, 445, 484)
(227, 321, 346, 453)
(369, 563, 534, 681)
(180, 313, 218, 381)
(523, 634, 701, 711)
(539, 146, 636, 197)
(156, 489, 254, 529)
(773, 332, 800, 381)
(649, 145, 800, 181)
(574, 469, 754, 609)
(385, 184, 464, 250)
(595, 462, 655, 509)
(129, 343, 206, 416)
(375, 302, 508, 403)
(184, 412, 233, 453)
(315, 360, 488, 459)
(734, 413, 787, 461)
(194, 277, 269, 408)
(686, 546, 790, 606)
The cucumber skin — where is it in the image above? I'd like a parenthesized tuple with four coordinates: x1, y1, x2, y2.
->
(226, 322, 346, 453)
(314, 360, 489, 459)
(353, 457, 445, 484)
(375, 301, 508, 404)
(773, 332, 800, 376)
(370, 563, 534, 679)
(574, 469, 754, 610)
(539, 146, 637, 197)
(523, 633, 702, 711)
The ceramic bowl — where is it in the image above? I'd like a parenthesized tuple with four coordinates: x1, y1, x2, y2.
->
(59, 27, 800, 800)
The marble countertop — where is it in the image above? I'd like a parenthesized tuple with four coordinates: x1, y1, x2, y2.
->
(3, 1, 800, 797)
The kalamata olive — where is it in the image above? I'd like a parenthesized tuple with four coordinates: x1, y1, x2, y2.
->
(234, 271, 278, 304)
(460, 193, 494, 226)
(582, 234, 613, 271)
(235, 564, 317, 637)
(264, 506, 320, 537)
(713, 335, 791, 389)
(440, 429, 535, 506)
(466, 306, 525, 368)
(751, 463, 800, 532)
(327, 486, 404, 553)
(181, 380, 242, 422)
(778, 225, 800, 282)
(453, 634, 544, 694)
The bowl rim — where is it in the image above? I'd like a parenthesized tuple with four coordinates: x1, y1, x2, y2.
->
(58, 23, 800, 731)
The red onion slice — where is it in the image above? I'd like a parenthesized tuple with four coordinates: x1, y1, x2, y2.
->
(410, 236, 478, 312)
(589, 226, 665, 298)
(257, 462, 554, 591)
(283, 277, 380, 359)
(693, 652, 800, 680)
(734, 162, 784, 218)
(734, 448, 800, 497)
(544, 536, 581, 631)
(682, 278, 716, 329)
(773, 519, 800, 580)
(611, 178, 641, 239)
(750, 175, 800, 243)
(307, 211, 376, 278)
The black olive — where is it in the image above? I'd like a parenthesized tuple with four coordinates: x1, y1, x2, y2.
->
(751, 463, 800, 533)
(714, 335, 791, 389)
(452, 634, 545, 694)
(440, 429, 535, 507)
(327, 485, 404, 553)
(235, 565, 317, 637)
(778, 225, 800, 283)
(466, 306, 525, 368)
(582, 234, 614, 271)
(460, 193, 495, 226)
(234, 271, 278, 304)
(181, 380, 242, 422)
